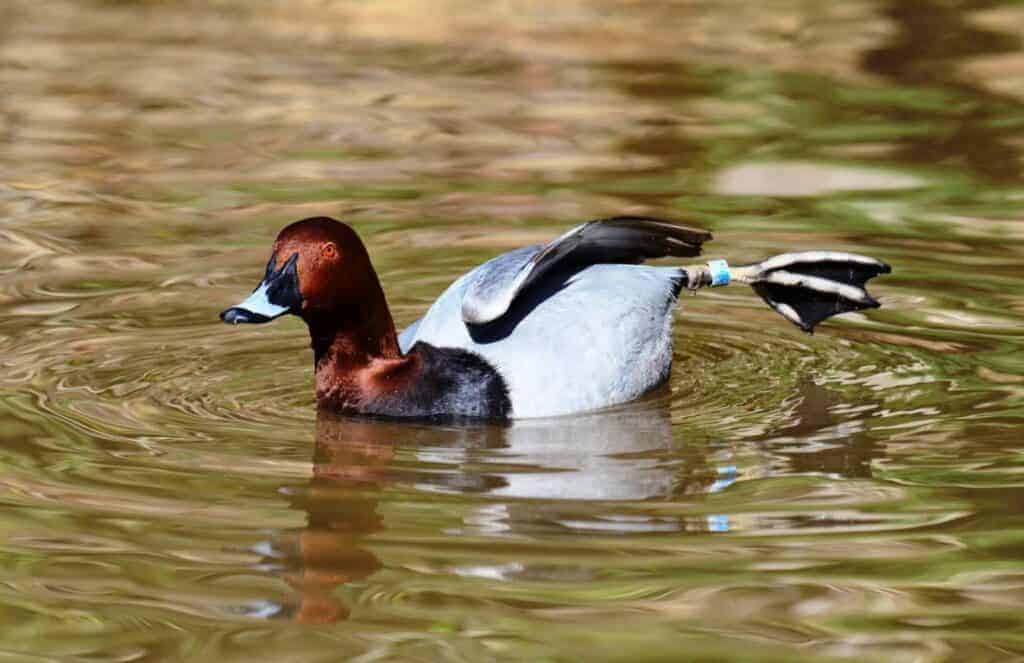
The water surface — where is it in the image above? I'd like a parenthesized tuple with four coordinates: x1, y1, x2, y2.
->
(2, 1, 1024, 660)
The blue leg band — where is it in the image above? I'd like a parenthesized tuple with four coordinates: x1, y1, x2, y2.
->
(708, 259, 731, 287)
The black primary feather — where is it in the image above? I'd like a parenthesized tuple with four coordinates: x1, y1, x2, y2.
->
(523, 215, 711, 293)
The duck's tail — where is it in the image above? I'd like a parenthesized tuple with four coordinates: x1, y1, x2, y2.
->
(684, 251, 891, 333)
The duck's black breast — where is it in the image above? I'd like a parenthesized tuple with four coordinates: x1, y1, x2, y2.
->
(366, 342, 511, 422)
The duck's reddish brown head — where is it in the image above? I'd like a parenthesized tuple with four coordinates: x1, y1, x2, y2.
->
(220, 217, 400, 363)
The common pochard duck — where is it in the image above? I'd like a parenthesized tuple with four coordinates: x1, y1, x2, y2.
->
(221, 216, 889, 420)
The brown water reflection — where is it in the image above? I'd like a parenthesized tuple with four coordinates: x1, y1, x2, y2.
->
(862, 0, 1023, 181)
(2, 0, 1024, 660)
(272, 383, 885, 625)
(278, 402, 683, 623)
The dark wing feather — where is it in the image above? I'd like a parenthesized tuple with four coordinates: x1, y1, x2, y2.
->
(531, 216, 711, 266)
(461, 216, 711, 324)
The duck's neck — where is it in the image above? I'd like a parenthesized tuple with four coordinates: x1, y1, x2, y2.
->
(306, 275, 407, 409)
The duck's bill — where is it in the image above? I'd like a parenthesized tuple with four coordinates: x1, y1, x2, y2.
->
(220, 282, 290, 324)
(221, 252, 302, 325)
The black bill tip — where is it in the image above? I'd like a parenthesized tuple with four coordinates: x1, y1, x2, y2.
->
(220, 307, 272, 324)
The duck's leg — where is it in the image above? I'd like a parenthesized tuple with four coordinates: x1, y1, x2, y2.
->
(684, 252, 891, 333)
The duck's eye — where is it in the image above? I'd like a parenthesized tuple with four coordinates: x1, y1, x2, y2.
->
(322, 242, 338, 260)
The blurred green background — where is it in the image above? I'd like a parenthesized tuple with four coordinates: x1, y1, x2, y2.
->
(1, 1, 1023, 661)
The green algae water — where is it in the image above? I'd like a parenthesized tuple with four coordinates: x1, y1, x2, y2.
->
(2, 1, 1024, 660)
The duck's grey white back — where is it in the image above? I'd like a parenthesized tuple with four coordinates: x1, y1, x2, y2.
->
(398, 217, 889, 418)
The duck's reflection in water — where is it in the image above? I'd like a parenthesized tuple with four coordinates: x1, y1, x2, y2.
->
(261, 396, 684, 622)
(270, 417, 389, 623)
(264, 384, 883, 622)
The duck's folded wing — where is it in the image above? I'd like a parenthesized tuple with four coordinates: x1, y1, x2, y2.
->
(397, 317, 422, 354)
(461, 216, 712, 325)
